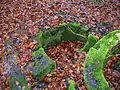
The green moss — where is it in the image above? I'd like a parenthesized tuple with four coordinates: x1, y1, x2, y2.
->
(68, 80, 76, 90)
(84, 30, 120, 90)
(35, 23, 89, 50)
(32, 48, 56, 79)
(61, 23, 88, 43)
(9, 75, 31, 90)
(108, 40, 120, 56)
(79, 34, 98, 53)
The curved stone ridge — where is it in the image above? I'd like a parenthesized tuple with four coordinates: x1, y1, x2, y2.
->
(35, 23, 89, 50)
(32, 23, 89, 79)
(84, 30, 120, 90)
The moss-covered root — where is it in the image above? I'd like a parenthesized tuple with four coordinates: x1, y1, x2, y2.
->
(9, 75, 31, 90)
(68, 80, 76, 90)
(79, 34, 98, 53)
(31, 48, 56, 79)
(84, 30, 120, 90)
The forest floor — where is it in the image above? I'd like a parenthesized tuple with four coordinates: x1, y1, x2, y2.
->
(0, 0, 120, 90)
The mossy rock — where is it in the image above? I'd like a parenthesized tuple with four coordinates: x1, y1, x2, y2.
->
(31, 48, 56, 79)
(9, 75, 31, 90)
(84, 30, 120, 90)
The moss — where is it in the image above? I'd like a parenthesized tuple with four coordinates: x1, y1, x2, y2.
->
(108, 40, 120, 56)
(68, 80, 76, 90)
(84, 30, 120, 90)
(79, 34, 98, 53)
(31, 48, 56, 79)
(61, 23, 88, 43)
(9, 75, 31, 90)
(35, 23, 89, 50)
